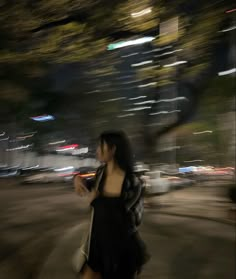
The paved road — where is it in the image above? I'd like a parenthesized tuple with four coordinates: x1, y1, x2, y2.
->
(142, 214, 235, 279)
(145, 183, 234, 223)
(0, 179, 235, 279)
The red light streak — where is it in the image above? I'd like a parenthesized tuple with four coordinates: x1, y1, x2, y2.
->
(226, 8, 236, 13)
(58, 144, 79, 149)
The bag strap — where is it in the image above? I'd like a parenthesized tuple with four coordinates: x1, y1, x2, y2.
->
(94, 166, 105, 192)
(86, 167, 104, 258)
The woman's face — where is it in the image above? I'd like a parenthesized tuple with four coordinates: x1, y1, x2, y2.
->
(96, 141, 115, 163)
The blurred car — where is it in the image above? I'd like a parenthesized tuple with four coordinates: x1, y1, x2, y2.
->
(72, 166, 97, 183)
(134, 165, 150, 186)
(144, 170, 195, 195)
(22, 170, 62, 184)
(193, 166, 235, 182)
(55, 166, 97, 184)
(21, 166, 98, 185)
(0, 166, 20, 178)
(19, 166, 50, 177)
(144, 171, 171, 195)
(165, 175, 195, 189)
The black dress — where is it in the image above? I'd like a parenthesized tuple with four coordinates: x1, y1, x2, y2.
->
(87, 177, 149, 279)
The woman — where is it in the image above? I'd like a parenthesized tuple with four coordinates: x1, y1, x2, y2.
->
(74, 130, 150, 279)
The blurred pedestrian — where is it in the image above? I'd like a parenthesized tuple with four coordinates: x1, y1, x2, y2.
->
(74, 130, 150, 279)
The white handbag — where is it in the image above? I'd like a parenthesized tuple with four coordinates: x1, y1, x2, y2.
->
(72, 211, 94, 273)
(72, 169, 104, 273)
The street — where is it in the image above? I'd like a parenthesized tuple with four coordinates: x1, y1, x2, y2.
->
(0, 179, 235, 279)
(1, 1, 235, 278)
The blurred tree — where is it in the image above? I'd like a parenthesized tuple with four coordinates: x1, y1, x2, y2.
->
(135, 0, 234, 161)
(199, 76, 235, 115)
(114, 0, 161, 33)
(0, 0, 234, 159)
(173, 74, 235, 166)
(0, 0, 123, 135)
(0, 0, 232, 91)
(0, 0, 136, 64)
(147, 0, 231, 100)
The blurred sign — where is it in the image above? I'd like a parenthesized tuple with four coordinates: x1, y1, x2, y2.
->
(30, 115, 55, 122)
(159, 17, 179, 44)
(107, 37, 155, 50)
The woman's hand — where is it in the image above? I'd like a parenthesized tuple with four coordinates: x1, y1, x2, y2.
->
(74, 175, 89, 196)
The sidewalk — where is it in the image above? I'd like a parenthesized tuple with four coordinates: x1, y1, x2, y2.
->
(144, 186, 236, 225)
(38, 186, 235, 279)
(38, 207, 235, 279)
(38, 223, 87, 279)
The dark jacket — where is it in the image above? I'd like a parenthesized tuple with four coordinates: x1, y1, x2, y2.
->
(86, 165, 144, 233)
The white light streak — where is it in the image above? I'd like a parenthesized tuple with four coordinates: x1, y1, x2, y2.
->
(131, 60, 153, 67)
(121, 52, 139, 58)
(142, 50, 156, 54)
(193, 131, 213, 135)
(149, 110, 181, 116)
(184, 160, 204, 163)
(0, 132, 6, 136)
(218, 68, 236, 76)
(154, 49, 183, 57)
(22, 165, 39, 170)
(56, 147, 75, 152)
(49, 140, 66, 145)
(0, 137, 9, 141)
(134, 100, 155, 105)
(131, 7, 152, 18)
(54, 166, 74, 172)
(6, 144, 32, 151)
(138, 82, 157, 88)
(108, 37, 155, 50)
(163, 61, 187, 67)
(160, 146, 181, 152)
(129, 96, 147, 100)
(142, 45, 173, 54)
(156, 97, 187, 103)
(84, 90, 101, 95)
(219, 26, 236, 32)
(162, 45, 173, 50)
(100, 97, 126, 103)
(122, 80, 140, 85)
(144, 65, 160, 70)
(117, 113, 135, 118)
(125, 106, 151, 112)
(17, 134, 35, 140)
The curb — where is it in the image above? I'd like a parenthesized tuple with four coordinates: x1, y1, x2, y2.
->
(146, 208, 236, 226)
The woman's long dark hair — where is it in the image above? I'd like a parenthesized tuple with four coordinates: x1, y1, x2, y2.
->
(99, 130, 134, 175)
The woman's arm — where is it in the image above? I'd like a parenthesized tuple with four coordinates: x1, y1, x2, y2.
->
(123, 175, 142, 209)
(123, 175, 144, 227)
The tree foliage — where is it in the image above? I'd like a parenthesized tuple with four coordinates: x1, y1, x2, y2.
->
(0, 0, 234, 157)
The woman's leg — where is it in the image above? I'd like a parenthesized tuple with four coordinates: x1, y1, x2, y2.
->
(80, 264, 102, 279)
